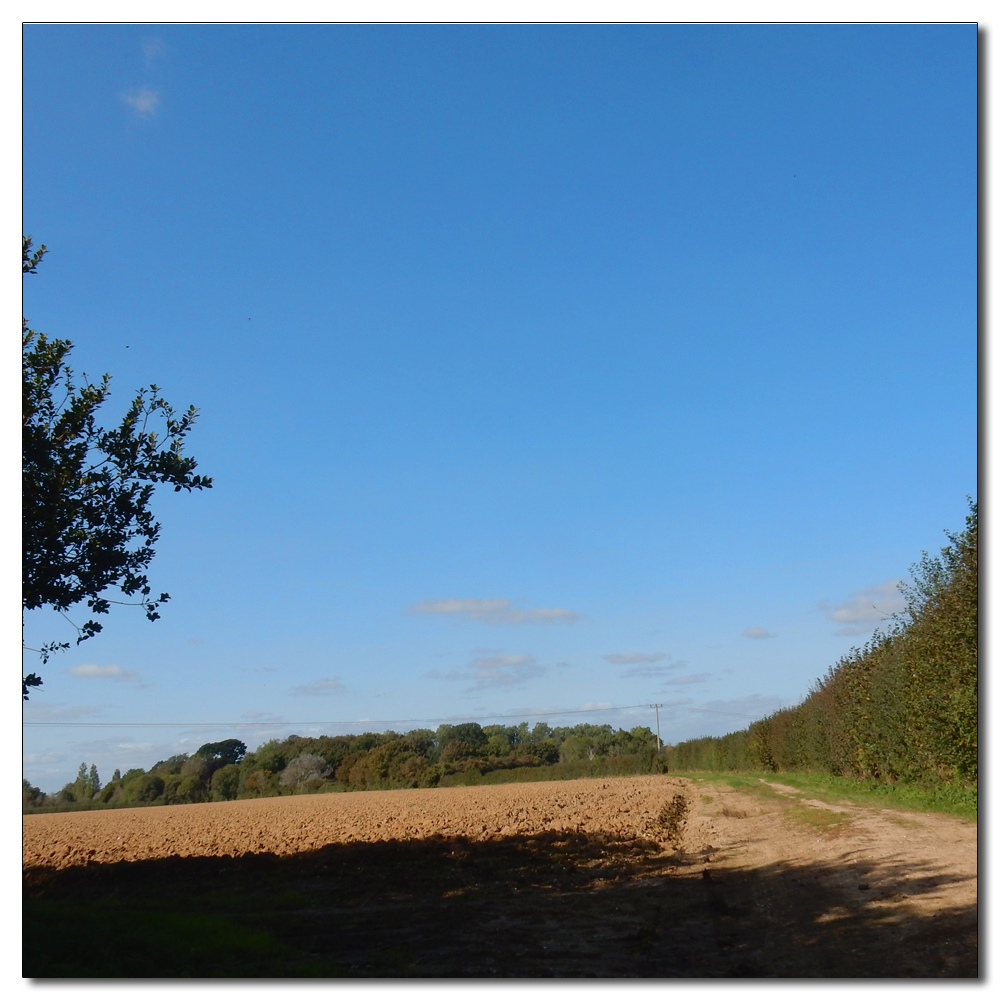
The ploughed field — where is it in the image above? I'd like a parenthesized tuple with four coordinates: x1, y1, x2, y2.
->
(23, 775, 977, 978)
(24, 776, 674, 868)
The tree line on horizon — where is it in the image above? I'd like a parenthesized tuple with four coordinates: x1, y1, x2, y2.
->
(24, 502, 977, 812)
(666, 499, 977, 794)
(23, 723, 666, 812)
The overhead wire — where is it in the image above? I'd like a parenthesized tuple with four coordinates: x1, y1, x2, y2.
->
(23, 704, 762, 728)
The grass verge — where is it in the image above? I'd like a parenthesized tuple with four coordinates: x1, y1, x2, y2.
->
(670, 771, 976, 821)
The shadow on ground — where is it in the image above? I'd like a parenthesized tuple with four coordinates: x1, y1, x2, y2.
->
(24, 830, 977, 978)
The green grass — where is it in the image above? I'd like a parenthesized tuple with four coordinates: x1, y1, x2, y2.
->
(670, 770, 977, 821)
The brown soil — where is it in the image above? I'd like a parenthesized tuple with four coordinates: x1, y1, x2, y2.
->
(23, 775, 978, 978)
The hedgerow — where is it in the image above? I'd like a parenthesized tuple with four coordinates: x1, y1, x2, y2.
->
(667, 500, 977, 791)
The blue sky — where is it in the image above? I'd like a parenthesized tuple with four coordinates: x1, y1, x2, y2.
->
(22, 24, 977, 792)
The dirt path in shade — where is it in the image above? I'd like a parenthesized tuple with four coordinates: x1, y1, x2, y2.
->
(23, 775, 977, 977)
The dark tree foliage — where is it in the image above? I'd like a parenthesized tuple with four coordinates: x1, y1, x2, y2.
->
(435, 722, 488, 748)
(23, 779, 46, 808)
(196, 740, 248, 766)
(22, 238, 212, 697)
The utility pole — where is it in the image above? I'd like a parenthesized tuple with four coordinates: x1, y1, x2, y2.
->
(650, 703, 663, 751)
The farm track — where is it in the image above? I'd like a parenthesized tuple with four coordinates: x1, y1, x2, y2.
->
(23, 775, 977, 978)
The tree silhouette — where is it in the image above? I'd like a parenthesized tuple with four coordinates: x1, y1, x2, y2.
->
(22, 237, 211, 697)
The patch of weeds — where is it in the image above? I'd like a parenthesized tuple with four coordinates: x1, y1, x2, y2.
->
(785, 805, 852, 831)
(701, 794, 714, 803)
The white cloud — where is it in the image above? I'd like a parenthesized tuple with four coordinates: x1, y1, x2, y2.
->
(66, 663, 140, 682)
(741, 627, 776, 639)
(409, 597, 581, 625)
(122, 88, 161, 118)
(822, 578, 906, 635)
(291, 677, 345, 697)
(603, 651, 668, 664)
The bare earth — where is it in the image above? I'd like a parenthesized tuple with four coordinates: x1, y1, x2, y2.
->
(23, 775, 977, 977)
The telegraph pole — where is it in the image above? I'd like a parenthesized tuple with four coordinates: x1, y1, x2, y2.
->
(650, 703, 663, 751)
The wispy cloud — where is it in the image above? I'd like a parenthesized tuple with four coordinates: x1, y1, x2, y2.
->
(603, 651, 669, 664)
(693, 694, 783, 722)
(22, 703, 102, 722)
(66, 663, 141, 682)
(239, 711, 286, 724)
(121, 87, 161, 118)
(741, 627, 776, 639)
(409, 597, 581, 625)
(141, 37, 167, 68)
(23, 751, 67, 766)
(499, 700, 624, 722)
(622, 660, 688, 679)
(291, 677, 345, 697)
(468, 653, 543, 688)
(425, 669, 463, 681)
(67, 737, 161, 757)
(660, 694, 786, 744)
(821, 579, 906, 635)
(661, 672, 712, 686)
(427, 651, 545, 690)
(606, 652, 687, 679)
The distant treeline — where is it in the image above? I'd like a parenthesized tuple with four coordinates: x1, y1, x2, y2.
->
(667, 500, 977, 790)
(23, 723, 666, 813)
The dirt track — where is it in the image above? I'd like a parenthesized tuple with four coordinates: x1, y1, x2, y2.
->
(23, 775, 978, 977)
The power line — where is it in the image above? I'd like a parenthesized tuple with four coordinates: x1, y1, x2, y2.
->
(22, 704, 761, 728)
(23, 704, 656, 728)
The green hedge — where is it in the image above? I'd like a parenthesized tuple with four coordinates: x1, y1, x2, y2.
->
(667, 501, 977, 789)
